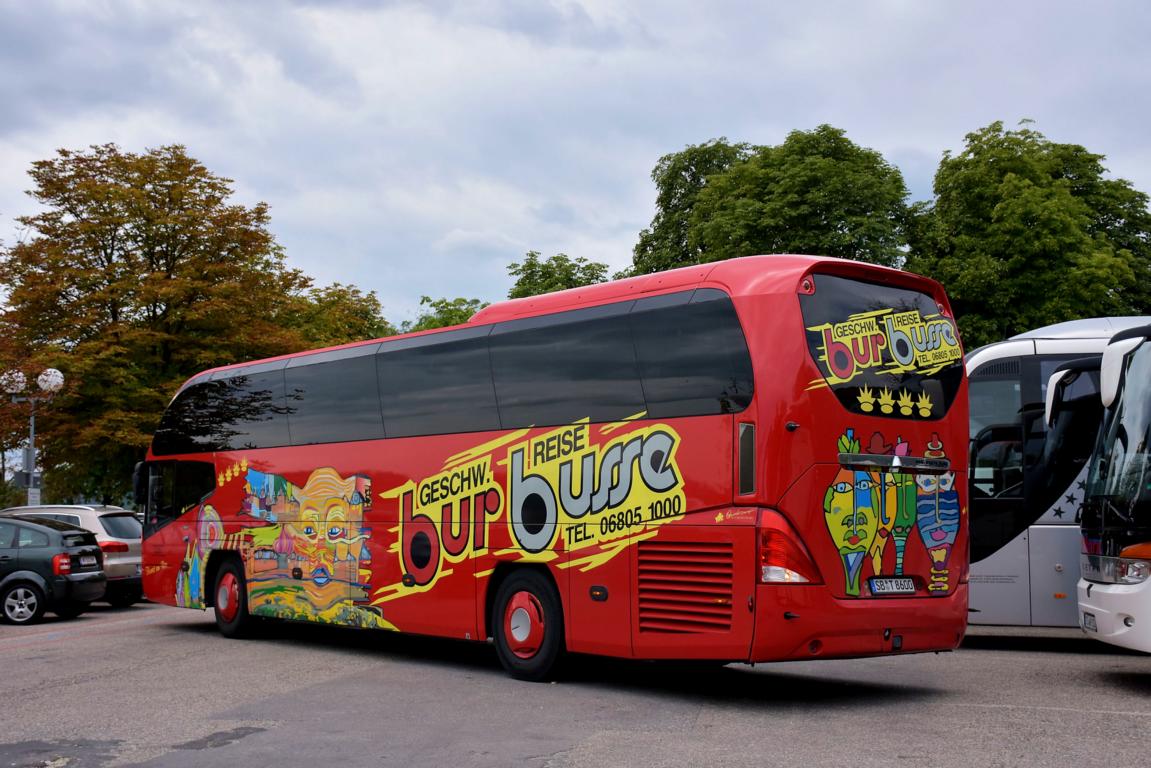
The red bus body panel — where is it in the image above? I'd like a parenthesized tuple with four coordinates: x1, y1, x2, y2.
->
(143, 255, 969, 663)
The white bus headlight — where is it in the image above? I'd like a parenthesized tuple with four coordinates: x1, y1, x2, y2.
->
(1118, 558, 1150, 585)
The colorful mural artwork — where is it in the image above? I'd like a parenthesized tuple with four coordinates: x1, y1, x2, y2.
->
(915, 435, 961, 593)
(178, 464, 392, 629)
(823, 430, 879, 596)
(822, 429, 963, 597)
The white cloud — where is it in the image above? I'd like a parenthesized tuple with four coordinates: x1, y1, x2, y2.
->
(2, 0, 1151, 325)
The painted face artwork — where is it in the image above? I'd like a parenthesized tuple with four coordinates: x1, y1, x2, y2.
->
(915, 434, 961, 592)
(823, 430, 879, 596)
(178, 464, 389, 628)
(286, 468, 371, 605)
(823, 430, 962, 596)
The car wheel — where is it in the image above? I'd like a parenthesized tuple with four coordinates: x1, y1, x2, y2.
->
(2, 582, 47, 625)
(492, 570, 565, 681)
(54, 601, 88, 620)
(213, 558, 257, 638)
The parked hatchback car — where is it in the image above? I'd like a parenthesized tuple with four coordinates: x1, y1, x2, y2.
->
(1, 505, 142, 607)
(0, 516, 106, 624)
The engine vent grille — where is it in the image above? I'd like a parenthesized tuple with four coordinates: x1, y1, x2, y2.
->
(637, 540, 734, 633)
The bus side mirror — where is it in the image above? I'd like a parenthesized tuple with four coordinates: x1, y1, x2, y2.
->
(1044, 369, 1072, 427)
(1101, 337, 1143, 409)
(133, 462, 148, 507)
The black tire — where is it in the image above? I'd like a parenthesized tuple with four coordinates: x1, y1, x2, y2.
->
(212, 558, 257, 638)
(492, 569, 565, 681)
(54, 601, 89, 620)
(2, 582, 47, 625)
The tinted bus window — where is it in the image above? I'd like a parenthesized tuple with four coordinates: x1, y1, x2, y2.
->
(378, 331, 500, 437)
(218, 371, 290, 450)
(799, 273, 964, 420)
(630, 289, 753, 418)
(286, 355, 385, 445)
(490, 303, 646, 427)
(153, 380, 235, 454)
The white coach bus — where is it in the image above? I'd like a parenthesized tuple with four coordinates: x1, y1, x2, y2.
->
(966, 317, 1150, 627)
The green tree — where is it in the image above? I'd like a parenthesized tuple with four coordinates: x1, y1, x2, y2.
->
(400, 296, 489, 333)
(689, 125, 909, 267)
(507, 251, 609, 298)
(0, 143, 373, 503)
(630, 138, 755, 274)
(285, 282, 395, 348)
(906, 121, 1151, 347)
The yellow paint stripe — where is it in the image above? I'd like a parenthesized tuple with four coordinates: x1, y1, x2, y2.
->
(599, 411, 648, 435)
(442, 429, 531, 470)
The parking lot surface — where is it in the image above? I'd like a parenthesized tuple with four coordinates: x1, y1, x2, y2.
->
(2, 602, 1149, 767)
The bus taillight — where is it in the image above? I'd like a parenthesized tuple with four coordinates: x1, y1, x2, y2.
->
(759, 512, 822, 585)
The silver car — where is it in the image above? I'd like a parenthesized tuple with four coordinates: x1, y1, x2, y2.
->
(0, 505, 142, 607)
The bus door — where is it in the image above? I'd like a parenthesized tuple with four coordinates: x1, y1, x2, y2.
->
(1027, 358, 1102, 625)
(139, 459, 217, 608)
(968, 351, 1032, 624)
(968, 350, 1102, 626)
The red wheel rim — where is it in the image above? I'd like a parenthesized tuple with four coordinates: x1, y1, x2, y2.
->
(503, 591, 545, 660)
(217, 571, 240, 622)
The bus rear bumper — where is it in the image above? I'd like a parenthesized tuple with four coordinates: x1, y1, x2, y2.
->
(748, 583, 968, 662)
(1077, 578, 1151, 654)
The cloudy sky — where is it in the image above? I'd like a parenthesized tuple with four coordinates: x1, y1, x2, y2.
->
(2, 1, 1149, 326)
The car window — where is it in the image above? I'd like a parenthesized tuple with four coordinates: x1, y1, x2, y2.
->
(100, 513, 142, 538)
(0, 522, 15, 548)
(17, 527, 50, 548)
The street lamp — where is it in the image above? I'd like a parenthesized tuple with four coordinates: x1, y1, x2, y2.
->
(3, 368, 65, 506)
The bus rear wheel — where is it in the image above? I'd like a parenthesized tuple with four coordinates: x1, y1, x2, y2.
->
(493, 570, 564, 681)
(213, 559, 256, 639)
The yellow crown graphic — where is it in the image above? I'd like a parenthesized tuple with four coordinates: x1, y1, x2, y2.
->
(857, 385, 876, 412)
(878, 388, 895, 414)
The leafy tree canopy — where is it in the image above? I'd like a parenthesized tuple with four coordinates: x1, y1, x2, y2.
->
(400, 296, 489, 333)
(689, 125, 909, 268)
(905, 121, 1151, 347)
(284, 282, 394, 348)
(507, 251, 609, 299)
(630, 138, 755, 275)
(0, 143, 384, 503)
(628, 127, 908, 274)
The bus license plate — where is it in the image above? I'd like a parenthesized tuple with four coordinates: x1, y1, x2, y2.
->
(870, 577, 915, 595)
(1083, 612, 1097, 632)
(80, 555, 97, 567)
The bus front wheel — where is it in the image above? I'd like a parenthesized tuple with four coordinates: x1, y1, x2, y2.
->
(213, 558, 256, 639)
(493, 570, 564, 681)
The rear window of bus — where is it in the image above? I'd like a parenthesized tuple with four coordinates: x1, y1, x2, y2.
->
(799, 273, 964, 420)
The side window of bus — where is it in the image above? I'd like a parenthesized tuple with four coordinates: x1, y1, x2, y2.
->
(1032, 367, 1102, 513)
(490, 302, 646, 428)
(629, 289, 754, 417)
(286, 352, 386, 445)
(377, 328, 500, 437)
(144, 461, 217, 536)
(153, 369, 289, 454)
(217, 370, 290, 450)
(969, 358, 1024, 498)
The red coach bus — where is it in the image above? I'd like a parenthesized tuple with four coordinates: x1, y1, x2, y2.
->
(138, 255, 969, 680)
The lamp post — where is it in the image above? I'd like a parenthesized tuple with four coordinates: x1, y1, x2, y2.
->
(2, 368, 65, 506)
